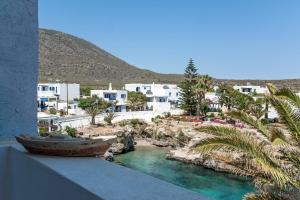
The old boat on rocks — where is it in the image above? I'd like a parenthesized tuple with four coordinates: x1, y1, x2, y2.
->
(16, 134, 115, 157)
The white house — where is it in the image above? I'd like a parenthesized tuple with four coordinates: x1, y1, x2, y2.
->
(125, 83, 181, 112)
(205, 92, 221, 110)
(90, 83, 127, 112)
(37, 83, 80, 111)
(233, 84, 268, 94)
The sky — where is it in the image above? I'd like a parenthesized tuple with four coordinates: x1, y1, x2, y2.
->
(39, 0, 300, 80)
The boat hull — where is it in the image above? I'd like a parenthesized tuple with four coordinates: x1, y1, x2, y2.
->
(16, 135, 115, 157)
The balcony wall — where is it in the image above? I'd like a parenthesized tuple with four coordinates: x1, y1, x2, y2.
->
(0, 145, 208, 200)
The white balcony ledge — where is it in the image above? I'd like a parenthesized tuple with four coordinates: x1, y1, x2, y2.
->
(0, 144, 208, 200)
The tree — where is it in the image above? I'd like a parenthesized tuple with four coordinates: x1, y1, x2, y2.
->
(127, 91, 147, 111)
(217, 84, 255, 112)
(193, 74, 213, 116)
(195, 84, 300, 199)
(79, 96, 111, 125)
(80, 87, 91, 96)
(248, 98, 266, 121)
(104, 112, 117, 125)
(179, 58, 198, 115)
(217, 84, 236, 110)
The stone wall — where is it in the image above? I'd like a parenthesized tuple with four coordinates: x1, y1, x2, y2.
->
(0, 0, 38, 140)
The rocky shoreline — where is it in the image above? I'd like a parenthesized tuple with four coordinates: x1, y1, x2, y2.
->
(79, 118, 250, 176)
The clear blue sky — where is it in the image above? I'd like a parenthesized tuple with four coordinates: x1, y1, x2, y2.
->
(39, 0, 300, 79)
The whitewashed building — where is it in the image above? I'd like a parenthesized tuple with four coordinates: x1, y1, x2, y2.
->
(37, 83, 80, 111)
(90, 83, 127, 112)
(125, 83, 181, 112)
(205, 92, 221, 110)
(233, 84, 268, 94)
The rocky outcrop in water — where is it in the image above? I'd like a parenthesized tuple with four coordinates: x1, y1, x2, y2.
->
(109, 130, 135, 155)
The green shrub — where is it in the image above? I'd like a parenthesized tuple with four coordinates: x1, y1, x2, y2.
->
(151, 115, 162, 125)
(104, 113, 116, 125)
(65, 126, 77, 137)
(118, 119, 145, 128)
(219, 111, 225, 120)
(176, 131, 190, 146)
(39, 127, 48, 137)
(49, 108, 57, 115)
(154, 132, 164, 140)
(118, 120, 127, 127)
(208, 112, 215, 118)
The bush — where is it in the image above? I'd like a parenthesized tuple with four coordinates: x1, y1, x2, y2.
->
(176, 131, 190, 146)
(39, 127, 48, 137)
(104, 113, 116, 125)
(154, 131, 165, 141)
(118, 120, 128, 127)
(219, 111, 225, 120)
(208, 112, 215, 118)
(151, 115, 162, 125)
(49, 108, 57, 115)
(65, 126, 77, 137)
(118, 119, 145, 128)
(162, 112, 171, 118)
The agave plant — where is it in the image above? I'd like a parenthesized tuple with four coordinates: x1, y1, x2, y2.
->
(195, 84, 300, 199)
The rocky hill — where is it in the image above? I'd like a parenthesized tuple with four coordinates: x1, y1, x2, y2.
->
(39, 29, 300, 90)
(39, 29, 182, 87)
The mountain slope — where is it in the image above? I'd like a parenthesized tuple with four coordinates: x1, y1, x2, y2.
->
(39, 29, 182, 87)
(39, 29, 300, 90)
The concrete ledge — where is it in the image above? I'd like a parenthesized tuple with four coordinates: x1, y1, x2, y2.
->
(1, 145, 209, 200)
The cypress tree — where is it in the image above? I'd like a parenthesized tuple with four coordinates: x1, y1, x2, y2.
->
(179, 58, 198, 115)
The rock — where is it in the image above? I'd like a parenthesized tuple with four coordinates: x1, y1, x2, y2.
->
(123, 125, 135, 134)
(109, 143, 125, 155)
(104, 151, 114, 161)
(109, 130, 135, 155)
(166, 148, 248, 175)
(144, 126, 155, 137)
(151, 140, 174, 147)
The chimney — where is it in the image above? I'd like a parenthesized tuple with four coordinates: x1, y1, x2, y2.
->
(109, 83, 112, 90)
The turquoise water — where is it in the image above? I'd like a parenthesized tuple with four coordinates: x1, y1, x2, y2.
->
(114, 146, 255, 200)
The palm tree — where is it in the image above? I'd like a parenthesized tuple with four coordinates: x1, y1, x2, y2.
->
(195, 84, 300, 199)
(192, 74, 213, 116)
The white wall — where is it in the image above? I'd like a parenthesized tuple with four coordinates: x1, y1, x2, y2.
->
(125, 83, 181, 111)
(0, 0, 38, 140)
(90, 90, 127, 105)
(233, 85, 268, 94)
(38, 83, 80, 102)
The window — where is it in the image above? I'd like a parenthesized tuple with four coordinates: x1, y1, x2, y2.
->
(121, 94, 126, 98)
(49, 87, 55, 91)
(159, 98, 166, 102)
(147, 97, 153, 102)
(105, 93, 116, 100)
(242, 88, 252, 93)
(169, 92, 172, 96)
(176, 92, 179, 97)
(42, 86, 48, 91)
(136, 87, 140, 92)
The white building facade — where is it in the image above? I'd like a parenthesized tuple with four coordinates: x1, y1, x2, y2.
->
(90, 84, 127, 112)
(37, 83, 80, 111)
(125, 83, 181, 112)
(233, 85, 268, 94)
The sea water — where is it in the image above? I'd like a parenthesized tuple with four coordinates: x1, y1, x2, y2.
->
(114, 146, 254, 200)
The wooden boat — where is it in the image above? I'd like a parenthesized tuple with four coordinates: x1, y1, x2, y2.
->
(16, 134, 116, 157)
